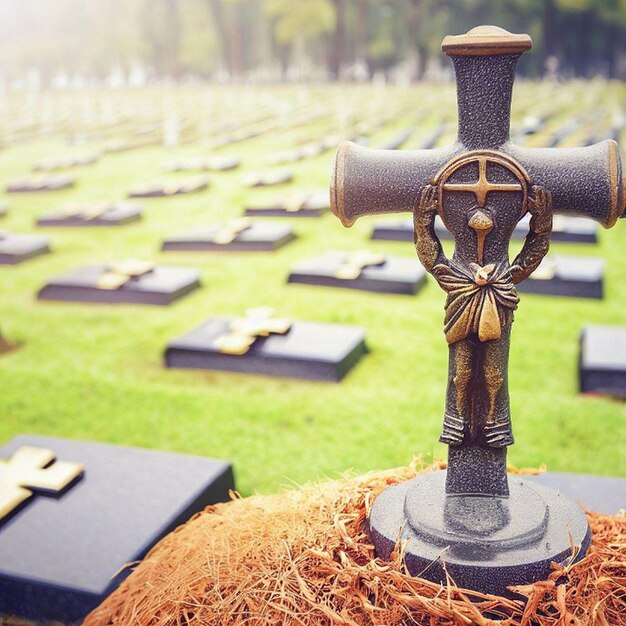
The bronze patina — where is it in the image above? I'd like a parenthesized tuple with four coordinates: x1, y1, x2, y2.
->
(330, 25, 624, 594)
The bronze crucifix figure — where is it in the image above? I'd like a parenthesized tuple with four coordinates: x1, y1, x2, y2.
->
(330, 26, 624, 594)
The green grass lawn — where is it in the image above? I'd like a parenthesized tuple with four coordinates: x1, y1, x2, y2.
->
(0, 83, 625, 496)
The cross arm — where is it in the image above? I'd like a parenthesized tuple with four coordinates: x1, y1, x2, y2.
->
(330, 141, 457, 227)
(507, 140, 625, 228)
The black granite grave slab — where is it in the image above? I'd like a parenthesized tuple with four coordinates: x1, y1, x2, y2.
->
(128, 176, 209, 198)
(245, 191, 329, 218)
(37, 265, 200, 305)
(104, 136, 160, 154)
(6, 175, 75, 193)
(34, 152, 100, 171)
(163, 156, 240, 171)
(0, 233, 51, 265)
(370, 218, 414, 242)
(268, 144, 323, 164)
(515, 114, 545, 139)
(241, 169, 293, 188)
(162, 221, 296, 252)
(434, 216, 600, 244)
(579, 325, 626, 397)
(547, 119, 579, 147)
(527, 471, 626, 515)
(517, 255, 604, 299)
(0, 435, 234, 622)
(379, 128, 413, 150)
(165, 318, 367, 381)
(371, 216, 599, 245)
(512, 214, 598, 243)
(288, 252, 426, 295)
(418, 124, 446, 150)
(37, 202, 142, 227)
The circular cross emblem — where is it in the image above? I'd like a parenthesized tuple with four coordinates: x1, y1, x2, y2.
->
(432, 150, 531, 217)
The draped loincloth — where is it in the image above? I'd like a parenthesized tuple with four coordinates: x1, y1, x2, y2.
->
(434, 260, 519, 344)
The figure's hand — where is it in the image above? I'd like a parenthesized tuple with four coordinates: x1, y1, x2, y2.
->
(414, 184, 448, 275)
(528, 185, 551, 216)
(418, 184, 438, 214)
(527, 185, 553, 237)
(510, 185, 553, 285)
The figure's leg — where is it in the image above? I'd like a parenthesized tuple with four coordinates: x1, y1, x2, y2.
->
(440, 338, 475, 445)
(482, 324, 514, 447)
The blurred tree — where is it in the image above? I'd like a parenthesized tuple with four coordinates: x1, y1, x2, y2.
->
(179, 0, 219, 76)
(264, 0, 335, 76)
(141, 0, 182, 79)
(367, 2, 398, 74)
(404, 0, 449, 80)
(329, 0, 348, 79)
(554, 0, 626, 77)
(206, 0, 248, 78)
(353, 0, 370, 69)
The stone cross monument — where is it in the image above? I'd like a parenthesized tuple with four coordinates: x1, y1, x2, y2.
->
(330, 26, 624, 595)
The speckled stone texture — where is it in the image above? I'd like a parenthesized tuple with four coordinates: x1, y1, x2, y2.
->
(332, 51, 623, 228)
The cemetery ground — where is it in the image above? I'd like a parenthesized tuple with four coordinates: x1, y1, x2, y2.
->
(0, 82, 625, 497)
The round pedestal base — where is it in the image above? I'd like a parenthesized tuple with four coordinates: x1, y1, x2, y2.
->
(369, 471, 591, 597)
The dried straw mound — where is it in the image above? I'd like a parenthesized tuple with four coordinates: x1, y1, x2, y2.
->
(85, 462, 626, 626)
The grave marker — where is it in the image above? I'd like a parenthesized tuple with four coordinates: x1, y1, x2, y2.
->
(329, 25, 624, 594)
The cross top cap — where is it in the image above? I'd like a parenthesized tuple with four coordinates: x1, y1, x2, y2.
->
(442, 25, 532, 57)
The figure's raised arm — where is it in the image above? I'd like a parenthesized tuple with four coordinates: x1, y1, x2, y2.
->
(414, 184, 448, 274)
(510, 185, 553, 284)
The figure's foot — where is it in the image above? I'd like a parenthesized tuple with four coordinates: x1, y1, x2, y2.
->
(484, 421, 514, 447)
(439, 414, 465, 446)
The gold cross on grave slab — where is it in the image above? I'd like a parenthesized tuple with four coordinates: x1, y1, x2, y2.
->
(213, 218, 252, 245)
(0, 446, 83, 520)
(284, 192, 312, 213)
(96, 260, 155, 290)
(335, 250, 386, 280)
(161, 181, 185, 196)
(61, 202, 110, 221)
(215, 307, 292, 355)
